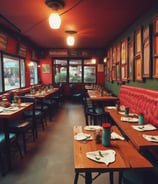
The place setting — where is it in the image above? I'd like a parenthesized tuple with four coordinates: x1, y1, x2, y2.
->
(86, 149, 116, 165)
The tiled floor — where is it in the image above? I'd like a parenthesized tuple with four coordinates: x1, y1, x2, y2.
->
(0, 101, 120, 184)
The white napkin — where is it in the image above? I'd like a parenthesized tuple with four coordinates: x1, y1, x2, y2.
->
(132, 124, 157, 132)
(74, 133, 92, 141)
(84, 126, 102, 131)
(86, 150, 116, 165)
(106, 106, 116, 110)
(119, 112, 136, 116)
(143, 134, 158, 142)
(121, 117, 138, 123)
(111, 132, 125, 140)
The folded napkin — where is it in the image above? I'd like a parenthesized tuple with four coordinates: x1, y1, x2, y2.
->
(74, 133, 92, 141)
(132, 124, 157, 132)
(106, 106, 116, 110)
(84, 126, 102, 131)
(121, 117, 138, 123)
(86, 150, 116, 165)
(111, 132, 125, 140)
(143, 134, 158, 142)
(119, 112, 136, 116)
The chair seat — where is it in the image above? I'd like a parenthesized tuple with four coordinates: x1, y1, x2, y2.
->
(9, 121, 31, 132)
(35, 105, 48, 111)
(0, 133, 16, 144)
(24, 110, 41, 117)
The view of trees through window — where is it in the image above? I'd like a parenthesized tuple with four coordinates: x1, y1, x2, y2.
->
(3, 54, 22, 91)
(53, 59, 96, 83)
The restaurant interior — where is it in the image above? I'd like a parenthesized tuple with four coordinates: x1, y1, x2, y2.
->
(0, 0, 158, 184)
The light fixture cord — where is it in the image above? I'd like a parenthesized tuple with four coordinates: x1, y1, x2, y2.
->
(24, 0, 84, 34)
(60, 0, 83, 16)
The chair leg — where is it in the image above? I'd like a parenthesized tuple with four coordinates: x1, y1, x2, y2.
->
(15, 141, 23, 159)
(0, 152, 6, 176)
(22, 134, 27, 154)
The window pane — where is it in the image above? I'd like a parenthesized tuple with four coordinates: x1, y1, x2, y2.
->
(0, 53, 2, 92)
(55, 66, 67, 83)
(54, 59, 67, 65)
(69, 65, 82, 83)
(84, 59, 96, 65)
(30, 61, 38, 85)
(20, 58, 26, 87)
(54, 59, 67, 83)
(84, 66, 96, 83)
(3, 55, 20, 91)
(69, 60, 82, 65)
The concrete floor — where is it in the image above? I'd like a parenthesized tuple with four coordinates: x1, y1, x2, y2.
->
(0, 101, 120, 184)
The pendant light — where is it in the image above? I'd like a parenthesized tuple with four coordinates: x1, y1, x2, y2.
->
(65, 30, 77, 47)
(45, 0, 65, 29)
(49, 13, 61, 29)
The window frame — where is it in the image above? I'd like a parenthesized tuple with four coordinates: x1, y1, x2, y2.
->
(0, 52, 26, 93)
(52, 58, 97, 84)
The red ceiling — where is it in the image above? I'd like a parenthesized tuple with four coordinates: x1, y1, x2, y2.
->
(0, 0, 157, 49)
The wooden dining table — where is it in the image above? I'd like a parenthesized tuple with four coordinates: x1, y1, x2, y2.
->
(105, 107, 158, 152)
(26, 88, 59, 113)
(87, 90, 118, 102)
(0, 102, 33, 170)
(73, 125, 152, 184)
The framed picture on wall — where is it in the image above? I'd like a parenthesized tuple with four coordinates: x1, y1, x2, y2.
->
(42, 64, 50, 73)
(121, 39, 128, 64)
(116, 63, 120, 82)
(143, 25, 151, 78)
(135, 56, 142, 81)
(116, 43, 121, 62)
(135, 27, 142, 57)
(0, 32, 8, 51)
(153, 14, 158, 78)
(128, 36, 134, 81)
(121, 65, 127, 81)
(113, 46, 117, 64)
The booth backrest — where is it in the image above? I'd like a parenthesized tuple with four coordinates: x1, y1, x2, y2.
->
(119, 85, 158, 128)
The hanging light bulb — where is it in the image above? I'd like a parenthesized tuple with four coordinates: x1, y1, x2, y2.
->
(65, 30, 77, 46)
(49, 13, 61, 29)
(67, 36, 75, 46)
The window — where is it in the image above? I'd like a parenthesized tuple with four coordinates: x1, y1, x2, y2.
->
(30, 61, 38, 85)
(69, 60, 82, 83)
(2, 54, 26, 91)
(54, 60, 67, 83)
(3, 54, 20, 91)
(53, 58, 96, 84)
(20, 58, 26, 87)
(83, 59, 96, 83)
(0, 53, 2, 92)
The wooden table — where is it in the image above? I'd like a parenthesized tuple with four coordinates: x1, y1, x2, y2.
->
(0, 102, 33, 170)
(106, 108, 158, 152)
(88, 90, 118, 102)
(26, 88, 59, 116)
(73, 126, 152, 184)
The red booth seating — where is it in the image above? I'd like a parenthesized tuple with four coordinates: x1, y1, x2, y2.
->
(119, 85, 158, 128)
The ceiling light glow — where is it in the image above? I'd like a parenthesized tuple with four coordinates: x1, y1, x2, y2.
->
(49, 13, 61, 29)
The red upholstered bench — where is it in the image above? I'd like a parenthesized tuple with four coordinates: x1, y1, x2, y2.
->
(119, 85, 158, 128)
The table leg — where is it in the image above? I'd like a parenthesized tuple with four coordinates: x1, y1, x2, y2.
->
(110, 171, 113, 184)
(74, 173, 79, 184)
(85, 172, 92, 184)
